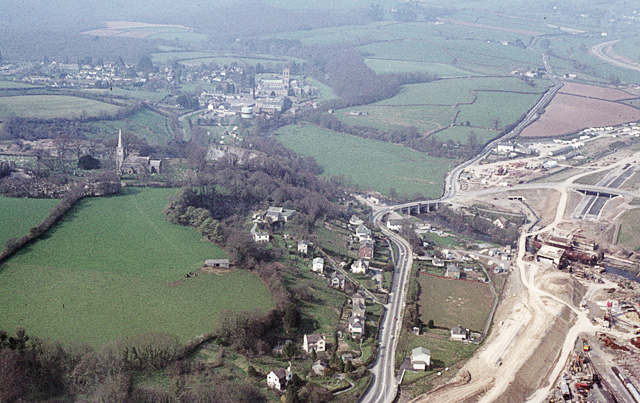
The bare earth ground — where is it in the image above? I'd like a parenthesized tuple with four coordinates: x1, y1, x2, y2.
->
(411, 150, 640, 403)
(558, 82, 636, 101)
(520, 93, 640, 138)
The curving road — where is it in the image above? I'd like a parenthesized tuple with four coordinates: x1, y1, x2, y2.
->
(358, 54, 563, 403)
(358, 210, 413, 403)
(591, 40, 640, 73)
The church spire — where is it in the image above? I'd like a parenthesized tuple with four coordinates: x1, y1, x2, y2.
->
(115, 129, 124, 173)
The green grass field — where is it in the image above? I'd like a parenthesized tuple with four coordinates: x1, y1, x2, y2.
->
(417, 274, 494, 332)
(0, 188, 273, 345)
(360, 40, 454, 64)
(616, 208, 640, 250)
(151, 51, 214, 64)
(337, 105, 455, 132)
(455, 91, 540, 130)
(374, 77, 547, 107)
(0, 95, 123, 120)
(0, 196, 59, 247)
(86, 109, 172, 144)
(431, 126, 498, 145)
(364, 60, 474, 76)
(86, 87, 170, 102)
(0, 81, 40, 89)
(613, 36, 640, 64)
(277, 124, 455, 198)
(396, 328, 478, 373)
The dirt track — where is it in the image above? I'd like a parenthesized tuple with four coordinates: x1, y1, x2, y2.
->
(412, 151, 640, 403)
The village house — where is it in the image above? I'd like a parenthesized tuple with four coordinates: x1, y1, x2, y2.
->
(355, 223, 373, 242)
(266, 365, 292, 391)
(445, 264, 462, 279)
(432, 257, 445, 267)
(204, 259, 230, 269)
(353, 303, 366, 319)
(441, 249, 454, 260)
(386, 219, 404, 231)
(253, 231, 270, 243)
(493, 217, 508, 229)
(312, 257, 324, 273)
(348, 316, 365, 339)
(351, 258, 369, 274)
(358, 241, 374, 259)
(303, 334, 326, 353)
(349, 215, 364, 227)
(330, 272, 346, 289)
(352, 291, 367, 307)
(450, 325, 469, 341)
(297, 240, 309, 254)
(410, 347, 431, 371)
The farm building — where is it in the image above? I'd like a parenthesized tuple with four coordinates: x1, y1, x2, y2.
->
(411, 347, 431, 371)
(264, 206, 296, 223)
(450, 325, 469, 341)
(445, 264, 462, 279)
(205, 259, 229, 268)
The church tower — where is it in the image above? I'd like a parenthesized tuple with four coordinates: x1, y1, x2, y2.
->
(283, 64, 290, 91)
(115, 129, 124, 173)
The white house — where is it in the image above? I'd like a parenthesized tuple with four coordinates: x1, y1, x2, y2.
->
(253, 232, 270, 243)
(348, 316, 365, 338)
(355, 223, 372, 241)
(312, 257, 324, 273)
(410, 347, 431, 371)
(351, 258, 369, 274)
(303, 334, 326, 353)
(386, 219, 403, 231)
(349, 215, 364, 227)
(330, 272, 346, 289)
(493, 217, 507, 229)
(298, 240, 309, 254)
(450, 325, 469, 341)
(266, 365, 292, 390)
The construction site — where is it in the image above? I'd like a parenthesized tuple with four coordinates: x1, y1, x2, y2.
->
(407, 121, 640, 403)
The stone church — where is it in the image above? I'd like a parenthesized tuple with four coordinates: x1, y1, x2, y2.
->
(115, 130, 162, 175)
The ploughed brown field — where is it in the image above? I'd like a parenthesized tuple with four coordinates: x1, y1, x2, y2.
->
(520, 83, 640, 138)
(558, 82, 635, 101)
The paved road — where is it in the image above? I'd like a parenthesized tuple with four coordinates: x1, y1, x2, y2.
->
(358, 210, 413, 403)
(591, 40, 640, 73)
(358, 54, 563, 403)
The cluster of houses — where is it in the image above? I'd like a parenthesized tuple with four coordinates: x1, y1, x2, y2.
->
(251, 206, 296, 243)
(347, 291, 367, 339)
(351, 216, 375, 261)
